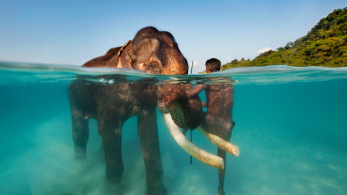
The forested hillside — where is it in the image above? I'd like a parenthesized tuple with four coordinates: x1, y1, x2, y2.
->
(220, 7, 347, 71)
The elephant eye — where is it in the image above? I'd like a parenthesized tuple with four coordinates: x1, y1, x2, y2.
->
(146, 62, 162, 74)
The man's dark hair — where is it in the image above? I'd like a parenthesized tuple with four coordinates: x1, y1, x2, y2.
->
(205, 58, 221, 72)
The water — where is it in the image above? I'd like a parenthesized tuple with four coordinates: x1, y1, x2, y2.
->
(1, 61, 347, 195)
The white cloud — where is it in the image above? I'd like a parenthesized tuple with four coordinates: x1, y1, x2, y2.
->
(256, 47, 274, 54)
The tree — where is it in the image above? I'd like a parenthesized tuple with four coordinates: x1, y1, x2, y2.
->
(231, 59, 239, 64)
(220, 7, 347, 70)
(285, 42, 294, 49)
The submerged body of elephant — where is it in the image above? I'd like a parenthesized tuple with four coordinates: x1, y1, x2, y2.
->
(69, 82, 201, 194)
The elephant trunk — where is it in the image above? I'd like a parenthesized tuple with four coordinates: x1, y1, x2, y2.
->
(157, 84, 203, 129)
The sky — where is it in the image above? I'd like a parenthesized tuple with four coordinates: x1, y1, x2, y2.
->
(0, 0, 346, 73)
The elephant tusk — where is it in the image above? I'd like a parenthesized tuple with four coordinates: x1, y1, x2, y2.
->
(163, 113, 224, 169)
(197, 126, 240, 157)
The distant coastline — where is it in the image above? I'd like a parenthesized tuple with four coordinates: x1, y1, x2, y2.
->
(200, 7, 347, 74)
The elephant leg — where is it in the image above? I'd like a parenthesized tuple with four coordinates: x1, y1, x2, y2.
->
(71, 108, 89, 160)
(138, 107, 167, 195)
(103, 136, 123, 183)
(98, 116, 124, 183)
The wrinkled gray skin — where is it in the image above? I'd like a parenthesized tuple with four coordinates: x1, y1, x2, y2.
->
(68, 27, 203, 195)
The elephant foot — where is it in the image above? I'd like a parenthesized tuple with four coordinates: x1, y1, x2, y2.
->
(104, 173, 123, 184)
(218, 189, 226, 195)
(100, 179, 124, 195)
(147, 187, 168, 195)
(161, 187, 168, 195)
(74, 147, 86, 161)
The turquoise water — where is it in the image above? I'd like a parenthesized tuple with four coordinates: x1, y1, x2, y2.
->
(1, 61, 347, 195)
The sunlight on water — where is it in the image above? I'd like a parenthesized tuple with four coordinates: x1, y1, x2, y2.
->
(0, 61, 347, 195)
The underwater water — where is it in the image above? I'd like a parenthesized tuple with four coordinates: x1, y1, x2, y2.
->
(1, 61, 347, 195)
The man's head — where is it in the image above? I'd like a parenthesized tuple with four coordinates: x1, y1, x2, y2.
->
(205, 58, 221, 73)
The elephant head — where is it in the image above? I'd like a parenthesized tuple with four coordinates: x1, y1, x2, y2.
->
(84, 26, 189, 75)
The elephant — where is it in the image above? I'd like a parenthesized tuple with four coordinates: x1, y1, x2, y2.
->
(68, 26, 237, 194)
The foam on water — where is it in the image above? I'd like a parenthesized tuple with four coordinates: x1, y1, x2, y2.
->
(0, 61, 347, 194)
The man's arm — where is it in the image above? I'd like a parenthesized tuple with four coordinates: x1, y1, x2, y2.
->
(186, 84, 208, 99)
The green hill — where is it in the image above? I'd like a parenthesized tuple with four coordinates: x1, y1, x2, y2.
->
(220, 7, 347, 71)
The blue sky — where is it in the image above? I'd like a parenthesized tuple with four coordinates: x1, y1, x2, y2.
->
(0, 0, 346, 73)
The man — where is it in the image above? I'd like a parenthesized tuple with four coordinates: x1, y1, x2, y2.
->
(186, 58, 235, 195)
